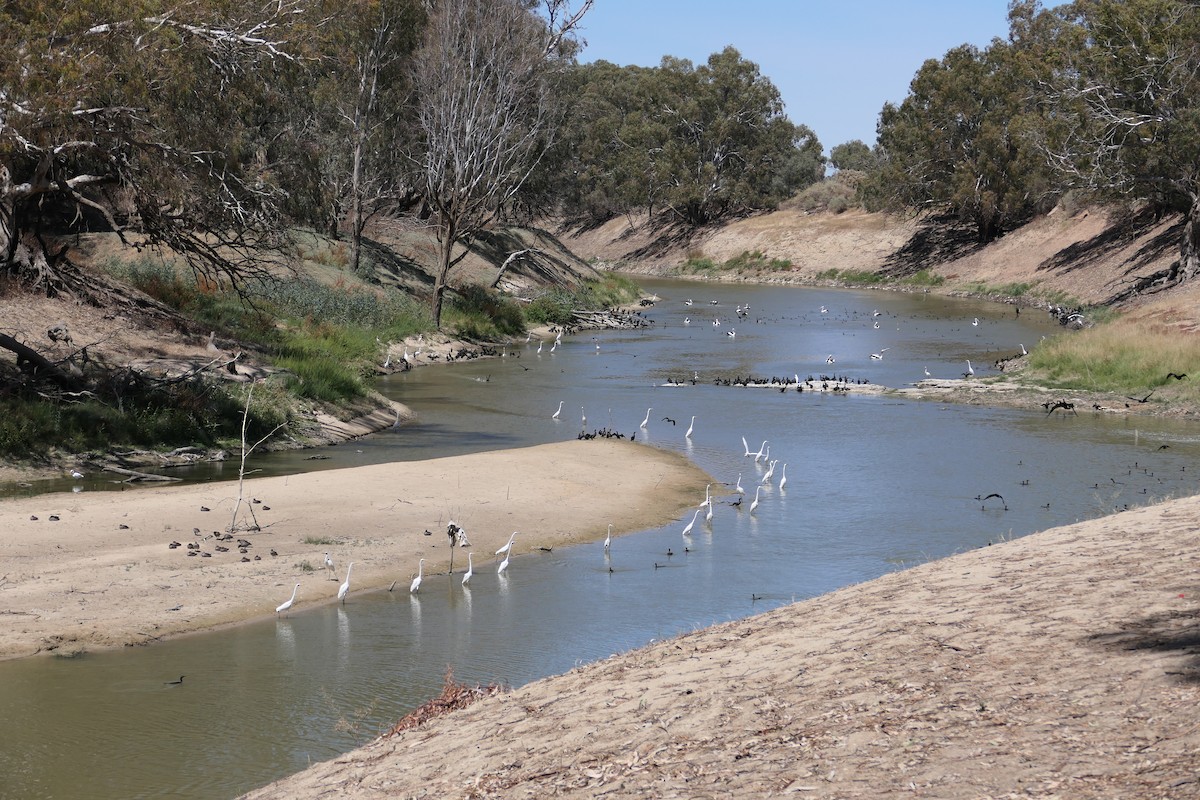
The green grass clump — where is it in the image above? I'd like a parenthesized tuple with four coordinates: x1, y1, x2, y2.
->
(1025, 320, 1200, 396)
(816, 268, 887, 285)
(903, 269, 945, 287)
(681, 251, 791, 274)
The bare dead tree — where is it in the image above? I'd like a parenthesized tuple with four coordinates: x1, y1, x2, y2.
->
(411, 0, 592, 327)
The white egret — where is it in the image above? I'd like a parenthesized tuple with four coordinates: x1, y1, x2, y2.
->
(681, 508, 700, 537)
(604, 524, 612, 551)
(276, 583, 299, 616)
(462, 553, 474, 586)
(324, 552, 336, 580)
(496, 531, 517, 556)
(750, 486, 762, 514)
(498, 551, 511, 575)
(640, 408, 652, 428)
(685, 415, 695, 438)
(338, 562, 354, 604)
(734, 473, 745, 495)
(409, 558, 425, 594)
(552, 401, 563, 420)
(778, 463, 788, 491)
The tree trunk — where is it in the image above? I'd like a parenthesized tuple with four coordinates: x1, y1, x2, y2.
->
(432, 214, 457, 329)
(1182, 194, 1200, 282)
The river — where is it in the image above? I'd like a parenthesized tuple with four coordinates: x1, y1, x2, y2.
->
(1, 279, 1197, 799)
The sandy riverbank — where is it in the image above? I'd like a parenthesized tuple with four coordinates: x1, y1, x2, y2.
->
(0, 438, 709, 661)
(243, 490, 1200, 799)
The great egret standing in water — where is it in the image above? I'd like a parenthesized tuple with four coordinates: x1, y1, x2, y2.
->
(409, 558, 424, 593)
(338, 562, 353, 604)
(496, 531, 517, 556)
(276, 583, 299, 616)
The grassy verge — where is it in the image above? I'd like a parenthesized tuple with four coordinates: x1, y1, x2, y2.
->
(1025, 319, 1200, 401)
(680, 250, 793, 275)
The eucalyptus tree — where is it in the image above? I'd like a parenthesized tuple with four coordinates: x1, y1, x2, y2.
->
(1031, 0, 1200, 283)
(656, 47, 822, 225)
(310, 0, 424, 277)
(411, 0, 592, 329)
(0, 1, 319, 302)
(874, 39, 1053, 243)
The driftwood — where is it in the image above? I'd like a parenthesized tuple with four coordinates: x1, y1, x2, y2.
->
(0, 332, 80, 388)
(105, 465, 183, 483)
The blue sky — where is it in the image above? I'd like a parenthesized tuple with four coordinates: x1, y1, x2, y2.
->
(576, 0, 1013, 153)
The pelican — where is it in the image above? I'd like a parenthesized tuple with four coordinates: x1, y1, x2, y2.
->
(965, 359, 975, 378)
(498, 550, 511, 575)
(552, 400, 563, 420)
(681, 509, 700, 537)
(276, 583, 299, 616)
(685, 415, 695, 438)
(750, 486, 762, 514)
(641, 408, 652, 428)
(734, 473, 745, 495)
(698, 484, 712, 509)
(337, 562, 353, 604)
(604, 524, 612, 551)
(496, 531, 517, 556)
(778, 463, 788, 491)
(462, 553, 474, 586)
(409, 558, 424, 593)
